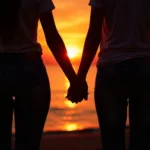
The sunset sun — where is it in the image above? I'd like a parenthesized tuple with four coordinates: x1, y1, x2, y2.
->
(67, 46, 81, 59)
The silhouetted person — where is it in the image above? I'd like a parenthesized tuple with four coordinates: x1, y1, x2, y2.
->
(0, 0, 85, 150)
(67, 0, 150, 150)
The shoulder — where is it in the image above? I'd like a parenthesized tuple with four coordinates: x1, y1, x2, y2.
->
(20, 0, 55, 13)
(89, 0, 104, 8)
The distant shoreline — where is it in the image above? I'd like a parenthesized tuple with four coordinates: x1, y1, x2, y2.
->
(43, 125, 130, 135)
(12, 126, 130, 137)
(43, 128, 100, 135)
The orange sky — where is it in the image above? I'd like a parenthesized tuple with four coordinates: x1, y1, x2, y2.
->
(37, 0, 98, 65)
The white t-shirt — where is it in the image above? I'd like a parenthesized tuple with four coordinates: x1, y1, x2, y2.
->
(0, 0, 55, 53)
(89, 0, 150, 66)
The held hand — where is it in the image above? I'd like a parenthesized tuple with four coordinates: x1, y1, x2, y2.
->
(66, 79, 88, 103)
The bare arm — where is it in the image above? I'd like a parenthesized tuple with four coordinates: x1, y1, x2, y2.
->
(77, 7, 104, 80)
(40, 11, 77, 84)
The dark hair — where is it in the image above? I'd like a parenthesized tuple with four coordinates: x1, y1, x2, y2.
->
(0, 0, 20, 42)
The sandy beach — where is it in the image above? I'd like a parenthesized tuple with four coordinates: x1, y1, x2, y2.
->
(11, 128, 130, 150)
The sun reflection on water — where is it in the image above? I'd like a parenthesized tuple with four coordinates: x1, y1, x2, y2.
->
(64, 100, 76, 108)
(62, 77, 82, 131)
(65, 123, 81, 131)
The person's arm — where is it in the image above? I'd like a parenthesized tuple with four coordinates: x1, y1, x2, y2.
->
(77, 7, 104, 80)
(40, 11, 77, 84)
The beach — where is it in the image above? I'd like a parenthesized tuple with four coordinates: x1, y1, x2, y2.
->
(11, 128, 129, 150)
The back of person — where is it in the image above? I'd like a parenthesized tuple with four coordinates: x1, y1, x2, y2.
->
(87, 1, 150, 150)
(0, 0, 20, 40)
(0, 0, 82, 150)
(93, 0, 150, 65)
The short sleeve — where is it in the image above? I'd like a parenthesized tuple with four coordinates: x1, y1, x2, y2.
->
(39, 0, 55, 13)
(89, 0, 103, 8)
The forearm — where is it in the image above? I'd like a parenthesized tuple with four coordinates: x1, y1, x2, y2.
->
(47, 33, 77, 83)
(77, 30, 101, 80)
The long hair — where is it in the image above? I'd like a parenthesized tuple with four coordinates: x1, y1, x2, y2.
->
(0, 0, 20, 42)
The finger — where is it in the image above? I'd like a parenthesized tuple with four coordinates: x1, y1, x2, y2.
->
(66, 93, 84, 103)
(65, 95, 69, 99)
(70, 97, 83, 103)
(71, 99, 82, 103)
(65, 93, 70, 99)
(84, 96, 88, 100)
(84, 92, 89, 100)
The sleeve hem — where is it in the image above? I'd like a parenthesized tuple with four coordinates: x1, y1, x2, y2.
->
(89, 2, 103, 8)
(39, 6, 55, 14)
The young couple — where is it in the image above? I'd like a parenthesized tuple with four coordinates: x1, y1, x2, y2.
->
(1, 0, 150, 150)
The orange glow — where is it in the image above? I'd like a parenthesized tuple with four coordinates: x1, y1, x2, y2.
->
(64, 79, 70, 89)
(64, 100, 76, 108)
(65, 123, 79, 131)
(67, 46, 81, 59)
(37, 0, 98, 65)
(63, 116, 73, 121)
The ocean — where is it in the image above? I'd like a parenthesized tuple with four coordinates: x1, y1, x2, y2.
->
(12, 65, 129, 132)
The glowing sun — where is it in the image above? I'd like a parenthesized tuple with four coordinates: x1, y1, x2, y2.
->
(67, 46, 80, 59)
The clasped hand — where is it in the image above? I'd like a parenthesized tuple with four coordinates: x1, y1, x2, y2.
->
(66, 78, 88, 103)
